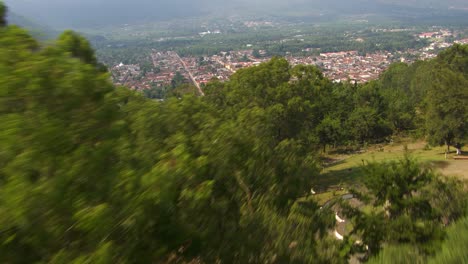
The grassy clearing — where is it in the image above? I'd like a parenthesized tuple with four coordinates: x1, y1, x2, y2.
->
(307, 140, 467, 206)
(316, 140, 468, 191)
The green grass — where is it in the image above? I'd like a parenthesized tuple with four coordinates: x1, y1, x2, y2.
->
(316, 141, 461, 191)
(312, 189, 349, 206)
(327, 143, 447, 170)
(305, 140, 467, 207)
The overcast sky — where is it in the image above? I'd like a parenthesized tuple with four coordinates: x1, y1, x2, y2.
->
(4, 0, 467, 29)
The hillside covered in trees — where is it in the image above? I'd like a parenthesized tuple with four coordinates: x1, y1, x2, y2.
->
(0, 3, 467, 263)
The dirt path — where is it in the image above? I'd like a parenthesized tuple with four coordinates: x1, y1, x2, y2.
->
(435, 160, 468, 180)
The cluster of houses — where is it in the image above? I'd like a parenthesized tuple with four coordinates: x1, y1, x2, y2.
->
(418, 29, 452, 39)
(112, 51, 190, 91)
(179, 50, 393, 84)
(179, 56, 230, 85)
(149, 51, 186, 87)
(110, 28, 466, 91)
(111, 63, 142, 88)
(316, 51, 392, 83)
(455, 38, 468, 45)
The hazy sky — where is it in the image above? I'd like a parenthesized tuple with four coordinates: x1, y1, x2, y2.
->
(4, 0, 467, 29)
(5, 0, 210, 27)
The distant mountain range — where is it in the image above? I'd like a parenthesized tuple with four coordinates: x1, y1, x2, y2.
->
(6, 11, 57, 39)
(4, 0, 468, 29)
(377, 0, 468, 8)
(4, 0, 208, 29)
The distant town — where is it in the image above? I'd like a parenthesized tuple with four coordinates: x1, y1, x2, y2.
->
(111, 28, 468, 92)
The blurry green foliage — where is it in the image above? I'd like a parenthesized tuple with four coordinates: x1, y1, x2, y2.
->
(0, 16, 338, 263)
(57, 30, 98, 65)
(0, 6, 467, 263)
(341, 155, 467, 259)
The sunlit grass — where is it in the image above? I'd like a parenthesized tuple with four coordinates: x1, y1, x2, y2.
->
(317, 140, 466, 191)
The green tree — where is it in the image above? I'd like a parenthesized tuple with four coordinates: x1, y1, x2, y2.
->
(424, 67, 468, 152)
(369, 215, 468, 264)
(437, 44, 468, 78)
(346, 106, 389, 144)
(56, 30, 98, 66)
(0, 24, 124, 263)
(316, 116, 342, 152)
(252, 49, 261, 58)
(171, 71, 186, 88)
(342, 155, 466, 258)
(379, 63, 417, 132)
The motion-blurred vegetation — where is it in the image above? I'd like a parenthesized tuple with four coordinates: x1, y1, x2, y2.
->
(0, 2, 467, 263)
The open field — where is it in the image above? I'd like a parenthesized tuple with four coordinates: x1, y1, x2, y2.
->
(311, 140, 468, 206)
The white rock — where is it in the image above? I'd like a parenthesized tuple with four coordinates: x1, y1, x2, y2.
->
(335, 213, 345, 223)
(334, 230, 344, 240)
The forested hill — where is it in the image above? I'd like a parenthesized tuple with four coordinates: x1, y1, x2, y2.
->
(1, 3, 468, 263)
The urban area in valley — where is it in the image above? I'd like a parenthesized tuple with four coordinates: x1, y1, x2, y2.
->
(106, 23, 468, 95)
